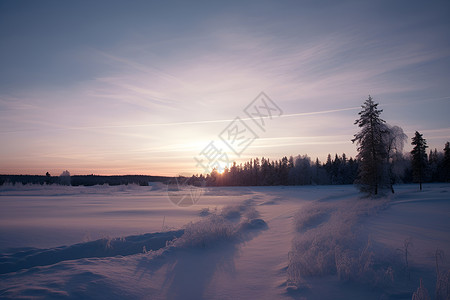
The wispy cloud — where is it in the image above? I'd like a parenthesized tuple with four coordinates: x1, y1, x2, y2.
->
(1, 1, 449, 175)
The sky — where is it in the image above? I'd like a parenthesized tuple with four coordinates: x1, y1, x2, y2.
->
(1, 0, 449, 176)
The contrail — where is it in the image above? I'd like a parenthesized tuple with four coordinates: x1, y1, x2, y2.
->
(2, 95, 447, 133)
(281, 106, 360, 118)
(82, 106, 361, 128)
(0, 105, 362, 134)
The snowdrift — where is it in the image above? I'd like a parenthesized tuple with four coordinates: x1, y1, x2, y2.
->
(0, 184, 449, 299)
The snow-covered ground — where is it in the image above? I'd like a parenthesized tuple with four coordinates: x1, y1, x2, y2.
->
(0, 183, 449, 299)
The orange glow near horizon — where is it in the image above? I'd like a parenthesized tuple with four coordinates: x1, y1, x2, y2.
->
(1, 2, 449, 177)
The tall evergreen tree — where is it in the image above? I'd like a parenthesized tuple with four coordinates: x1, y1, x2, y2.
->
(325, 154, 333, 184)
(352, 95, 388, 195)
(411, 131, 428, 191)
(443, 142, 450, 182)
(428, 148, 439, 182)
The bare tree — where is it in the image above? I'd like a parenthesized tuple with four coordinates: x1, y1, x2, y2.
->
(383, 124, 407, 193)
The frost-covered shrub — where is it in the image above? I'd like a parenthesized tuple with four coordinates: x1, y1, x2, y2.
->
(335, 240, 399, 287)
(172, 214, 237, 248)
(171, 203, 266, 249)
(239, 218, 267, 230)
(435, 249, 450, 300)
(243, 206, 260, 220)
(435, 269, 450, 300)
(288, 234, 337, 277)
(294, 204, 332, 232)
(221, 204, 243, 219)
(287, 198, 398, 289)
(199, 207, 210, 217)
(412, 279, 431, 300)
(220, 202, 260, 220)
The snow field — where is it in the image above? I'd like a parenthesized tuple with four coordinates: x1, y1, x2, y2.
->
(0, 184, 449, 299)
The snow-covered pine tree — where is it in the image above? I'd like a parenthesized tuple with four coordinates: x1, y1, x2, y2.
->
(411, 131, 428, 191)
(444, 142, 450, 182)
(352, 95, 389, 195)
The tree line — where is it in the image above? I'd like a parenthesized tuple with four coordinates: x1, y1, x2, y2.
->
(188, 154, 358, 187)
(1, 96, 448, 193)
(188, 96, 450, 194)
(187, 144, 448, 189)
(0, 174, 170, 186)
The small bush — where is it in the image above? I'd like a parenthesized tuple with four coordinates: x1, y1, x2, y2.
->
(287, 198, 398, 289)
(221, 204, 243, 219)
(294, 205, 332, 232)
(173, 214, 236, 248)
(170, 203, 266, 249)
(412, 279, 430, 300)
(199, 207, 210, 217)
(243, 206, 260, 220)
(435, 249, 450, 300)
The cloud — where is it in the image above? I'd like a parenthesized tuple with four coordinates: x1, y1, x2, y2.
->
(1, 1, 449, 175)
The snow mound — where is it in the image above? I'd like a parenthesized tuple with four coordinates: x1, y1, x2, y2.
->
(147, 181, 166, 191)
(171, 204, 267, 249)
(171, 214, 236, 248)
(239, 218, 268, 230)
(220, 200, 260, 220)
(0, 230, 183, 274)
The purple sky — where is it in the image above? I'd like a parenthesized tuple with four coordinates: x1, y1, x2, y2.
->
(1, 0, 449, 176)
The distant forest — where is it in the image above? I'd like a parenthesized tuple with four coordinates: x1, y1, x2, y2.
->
(187, 142, 450, 187)
(2, 96, 449, 190)
(1, 144, 448, 187)
(0, 174, 170, 186)
(187, 96, 450, 192)
(1, 141, 449, 188)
